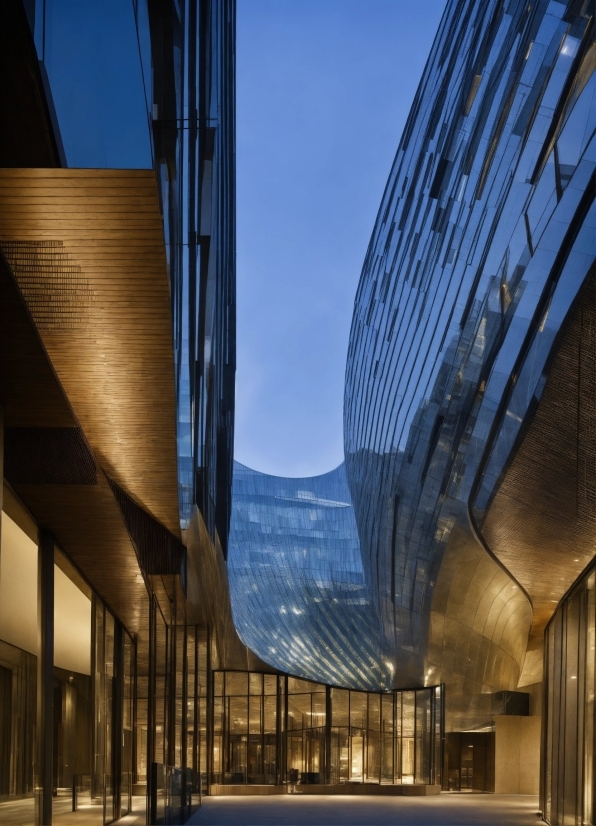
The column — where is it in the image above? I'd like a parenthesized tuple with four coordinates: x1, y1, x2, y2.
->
(36, 531, 54, 826)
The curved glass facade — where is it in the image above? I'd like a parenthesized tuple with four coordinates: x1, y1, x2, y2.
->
(229, 0, 594, 723)
(343, 0, 595, 687)
(228, 462, 393, 689)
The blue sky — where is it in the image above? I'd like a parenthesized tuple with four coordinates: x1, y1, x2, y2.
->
(235, 0, 447, 477)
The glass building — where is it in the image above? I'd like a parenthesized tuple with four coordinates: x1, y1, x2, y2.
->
(0, 0, 234, 823)
(228, 462, 390, 690)
(0, 0, 594, 821)
(227, 0, 595, 816)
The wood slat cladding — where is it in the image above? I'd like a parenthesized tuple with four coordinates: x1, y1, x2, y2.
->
(2, 241, 94, 330)
(482, 274, 596, 648)
(0, 251, 75, 427)
(0, 168, 180, 537)
(14, 471, 150, 641)
(4, 427, 97, 485)
(1, 237, 150, 639)
(108, 476, 185, 581)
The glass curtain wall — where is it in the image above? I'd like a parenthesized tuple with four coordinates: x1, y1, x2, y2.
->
(148, 602, 204, 823)
(212, 671, 443, 787)
(52, 548, 97, 825)
(542, 561, 595, 825)
(131, 0, 236, 553)
(198, 630, 209, 794)
(93, 596, 135, 824)
(287, 678, 325, 784)
(0, 501, 140, 826)
(329, 687, 439, 784)
(212, 671, 282, 785)
(0, 510, 38, 826)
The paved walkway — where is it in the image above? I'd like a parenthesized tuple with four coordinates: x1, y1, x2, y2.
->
(188, 793, 541, 826)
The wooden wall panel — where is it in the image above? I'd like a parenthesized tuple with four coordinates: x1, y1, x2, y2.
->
(0, 169, 179, 537)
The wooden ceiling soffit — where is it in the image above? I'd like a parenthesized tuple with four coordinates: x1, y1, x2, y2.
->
(1, 234, 149, 644)
(108, 476, 186, 583)
(481, 273, 596, 648)
(14, 470, 150, 641)
(0, 168, 180, 538)
(0, 250, 74, 426)
(5, 426, 97, 485)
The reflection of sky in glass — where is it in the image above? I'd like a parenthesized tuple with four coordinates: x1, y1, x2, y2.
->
(36, 0, 152, 169)
(228, 462, 394, 690)
(230, 0, 595, 692)
(33, 0, 236, 543)
(343, 0, 595, 685)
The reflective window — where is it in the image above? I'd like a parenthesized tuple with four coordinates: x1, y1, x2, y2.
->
(212, 671, 442, 787)
(542, 562, 595, 825)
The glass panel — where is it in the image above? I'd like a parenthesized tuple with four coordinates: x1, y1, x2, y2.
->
(350, 691, 366, 732)
(330, 727, 349, 784)
(122, 633, 134, 817)
(395, 691, 402, 782)
(214, 670, 224, 697)
(226, 672, 248, 696)
(366, 694, 380, 782)
(92, 600, 105, 809)
(381, 694, 393, 783)
(312, 692, 326, 730)
(351, 734, 363, 781)
(288, 677, 315, 694)
(433, 686, 442, 785)
(228, 697, 248, 735)
(415, 690, 431, 784)
(288, 733, 304, 778)
(154, 606, 168, 766)
(402, 692, 415, 783)
(249, 673, 262, 696)
(332, 689, 349, 727)
(174, 624, 185, 770)
(249, 696, 262, 735)
(0, 513, 37, 826)
(198, 636, 208, 793)
(264, 675, 277, 695)
(104, 610, 115, 820)
(263, 695, 277, 734)
(542, 561, 596, 825)
(563, 591, 580, 822)
(51, 553, 95, 822)
(211, 672, 442, 789)
(186, 627, 197, 774)
(288, 694, 311, 731)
